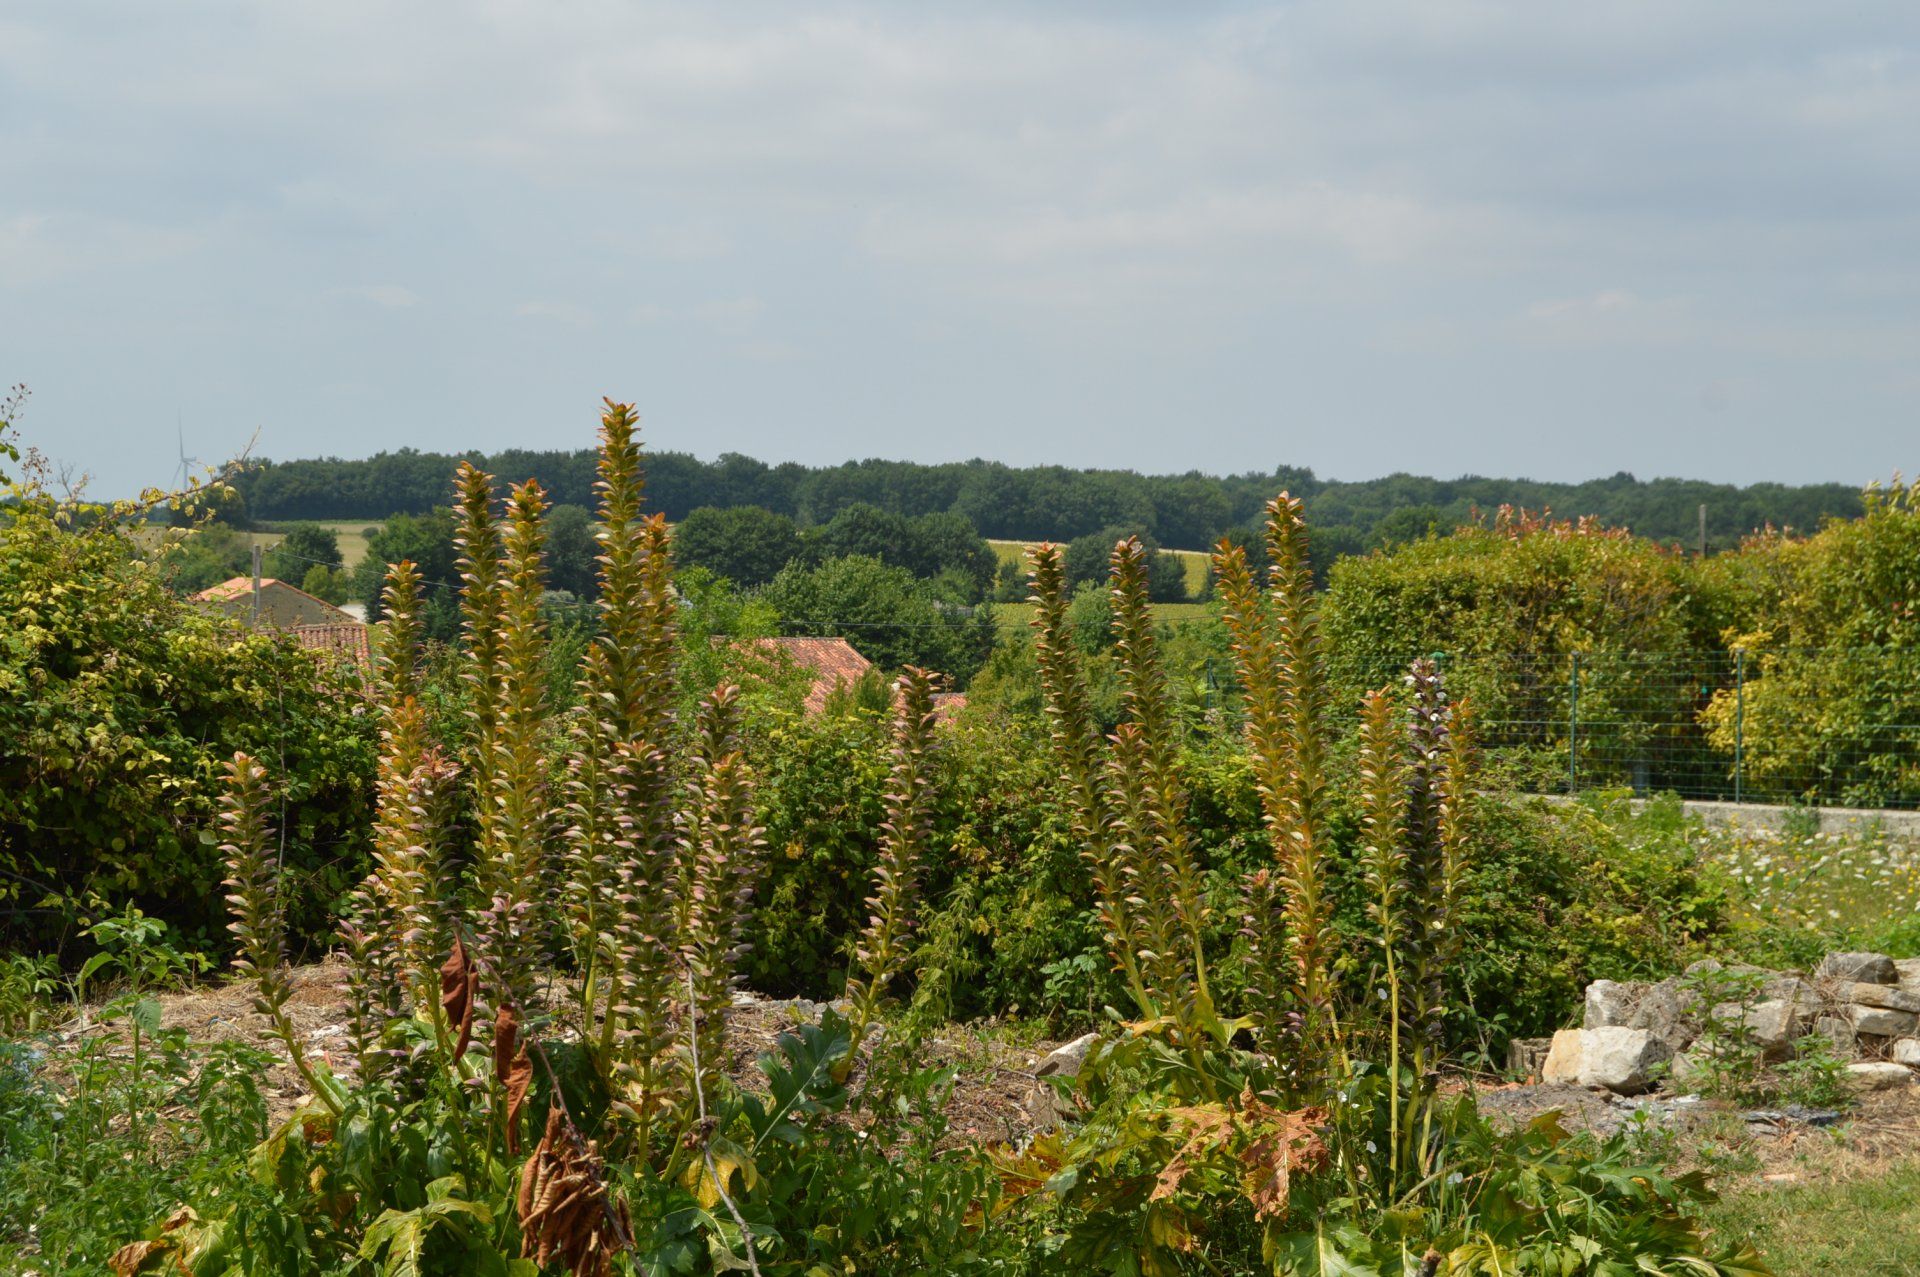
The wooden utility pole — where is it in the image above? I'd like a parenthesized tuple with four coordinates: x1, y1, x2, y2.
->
(251, 542, 263, 625)
(1697, 503, 1707, 558)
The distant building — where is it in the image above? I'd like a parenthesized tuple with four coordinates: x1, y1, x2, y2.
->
(727, 636, 874, 715)
(286, 622, 373, 669)
(193, 576, 358, 628)
(193, 576, 371, 671)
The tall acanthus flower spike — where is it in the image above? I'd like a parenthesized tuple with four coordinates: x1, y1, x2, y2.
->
(584, 401, 682, 1133)
(477, 478, 552, 1015)
(677, 684, 764, 1113)
(1212, 493, 1337, 1086)
(454, 460, 505, 831)
(375, 558, 423, 706)
(563, 644, 624, 1011)
(1401, 658, 1450, 1055)
(1355, 689, 1410, 1181)
(219, 753, 292, 1037)
(844, 666, 940, 1063)
(1027, 542, 1151, 1016)
(1106, 536, 1213, 1031)
(369, 559, 449, 1014)
(219, 751, 338, 1112)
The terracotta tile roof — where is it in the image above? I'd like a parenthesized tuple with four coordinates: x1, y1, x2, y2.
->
(740, 636, 873, 714)
(193, 575, 356, 625)
(193, 575, 272, 603)
(290, 622, 372, 670)
(930, 691, 968, 724)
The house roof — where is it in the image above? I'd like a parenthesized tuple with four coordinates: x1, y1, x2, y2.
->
(930, 691, 968, 724)
(740, 636, 873, 714)
(194, 575, 274, 603)
(290, 623, 372, 670)
(192, 575, 355, 623)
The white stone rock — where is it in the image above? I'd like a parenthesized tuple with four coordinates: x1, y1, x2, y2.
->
(1813, 1015, 1858, 1053)
(1668, 1050, 1707, 1089)
(1817, 952, 1897, 985)
(1848, 982, 1920, 1013)
(1541, 1027, 1672, 1094)
(1892, 1038, 1920, 1066)
(1541, 1030, 1587, 1085)
(1846, 1004, 1919, 1038)
(1894, 958, 1920, 990)
(1583, 1027, 1674, 1093)
(1035, 1032, 1100, 1079)
(1846, 1062, 1913, 1091)
(1584, 979, 1642, 1029)
(1743, 999, 1808, 1056)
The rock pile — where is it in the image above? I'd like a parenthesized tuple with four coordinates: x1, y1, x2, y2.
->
(1535, 952, 1920, 1095)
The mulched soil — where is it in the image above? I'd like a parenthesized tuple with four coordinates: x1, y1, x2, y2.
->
(46, 960, 1066, 1145)
(45, 966, 1920, 1194)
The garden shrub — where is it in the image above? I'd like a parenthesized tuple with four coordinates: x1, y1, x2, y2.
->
(1322, 512, 1737, 793)
(1702, 478, 1920, 805)
(0, 494, 376, 958)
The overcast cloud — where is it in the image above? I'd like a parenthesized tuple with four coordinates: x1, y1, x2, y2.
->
(3, 2, 1916, 495)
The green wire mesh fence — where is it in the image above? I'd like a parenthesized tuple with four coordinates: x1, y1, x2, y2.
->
(1436, 647, 1920, 809)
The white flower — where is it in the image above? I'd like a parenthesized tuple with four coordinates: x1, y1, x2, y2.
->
(1446, 1171, 1464, 1185)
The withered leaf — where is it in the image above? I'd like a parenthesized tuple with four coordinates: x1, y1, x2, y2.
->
(494, 1002, 533, 1154)
(440, 935, 477, 1059)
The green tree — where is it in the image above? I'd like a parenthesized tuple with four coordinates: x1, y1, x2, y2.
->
(299, 563, 352, 605)
(353, 508, 460, 637)
(545, 502, 599, 598)
(909, 510, 997, 599)
(1063, 525, 1187, 602)
(762, 554, 995, 682)
(261, 523, 341, 582)
(674, 505, 805, 587)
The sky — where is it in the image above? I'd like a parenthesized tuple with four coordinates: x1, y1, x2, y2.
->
(3, 2, 1917, 497)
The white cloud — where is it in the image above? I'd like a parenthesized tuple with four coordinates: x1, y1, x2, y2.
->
(1526, 289, 1639, 321)
(333, 284, 422, 309)
(514, 301, 594, 326)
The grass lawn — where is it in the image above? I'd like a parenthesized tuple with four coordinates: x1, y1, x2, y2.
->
(1702, 1157, 1920, 1275)
(988, 538, 1211, 596)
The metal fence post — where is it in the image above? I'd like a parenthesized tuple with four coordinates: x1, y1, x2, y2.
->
(1733, 648, 1746, 804)
(1568, 652, 1581, 791)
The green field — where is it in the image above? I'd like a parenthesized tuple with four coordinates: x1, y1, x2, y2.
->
(987, 538, 1211, 596)
(254, 520, 383, 570)
(990, 600, 1214, 632)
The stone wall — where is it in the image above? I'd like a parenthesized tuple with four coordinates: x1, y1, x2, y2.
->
(1530, 951, 1920, 1095)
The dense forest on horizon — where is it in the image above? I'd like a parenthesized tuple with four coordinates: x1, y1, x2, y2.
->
(231, 445, 1867, 552)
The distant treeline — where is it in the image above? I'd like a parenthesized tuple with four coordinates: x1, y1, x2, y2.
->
(233, 448, 1865, 551)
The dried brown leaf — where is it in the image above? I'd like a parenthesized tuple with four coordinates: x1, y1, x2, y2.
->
(1240, 1103, 1329, 1220)
(440, 935, 477, 1058)
(495, 1003, 533, 1153)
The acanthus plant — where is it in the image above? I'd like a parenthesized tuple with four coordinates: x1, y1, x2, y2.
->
(1005, 497, 1763, 1276)
(154, 401, 974, 1276)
